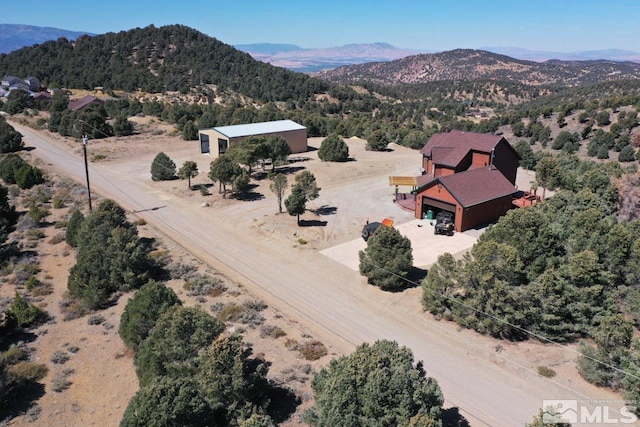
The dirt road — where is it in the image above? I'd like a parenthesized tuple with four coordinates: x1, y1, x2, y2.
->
(14, 123, 615, 426)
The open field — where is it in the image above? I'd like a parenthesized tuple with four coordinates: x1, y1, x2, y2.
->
(6, 119, 624, 426)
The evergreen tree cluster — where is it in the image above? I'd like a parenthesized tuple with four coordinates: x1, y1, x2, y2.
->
(0, 25, 328, 102)
(66, 200, 154, 310)
(119, 291, 280, 426)
(422, 154, 640, 405)
(0, 154, 45, 189)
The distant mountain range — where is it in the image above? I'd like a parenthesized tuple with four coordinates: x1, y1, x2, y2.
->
(2, 23, 639, 75)
(480, 46, 640, 63)
(235, 42, 425, 72)
(0, 24, 94, 54)
(236, 43, 640, 73)
(316, 48, 640, 87)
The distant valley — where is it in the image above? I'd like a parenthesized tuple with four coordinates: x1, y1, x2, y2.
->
(235, 42, 425, 72)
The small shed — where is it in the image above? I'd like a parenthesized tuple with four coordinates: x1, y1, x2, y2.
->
(198, 119, 307, 158)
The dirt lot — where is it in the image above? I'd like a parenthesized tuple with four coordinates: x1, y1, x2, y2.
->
(5, 117, 625, 426)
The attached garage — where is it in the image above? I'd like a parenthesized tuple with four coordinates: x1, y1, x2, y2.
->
(415, 167, 517, 232)
(198, 119, 307, 158)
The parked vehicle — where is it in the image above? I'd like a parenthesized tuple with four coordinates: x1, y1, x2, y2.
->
(434, 212, 454, 236)
(361, 218, 394, 241)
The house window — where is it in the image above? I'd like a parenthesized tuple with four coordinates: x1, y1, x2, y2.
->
(218, 138, 228, 154)
(200, 134, 210, 154)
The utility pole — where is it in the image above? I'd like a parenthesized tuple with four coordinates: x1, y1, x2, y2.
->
(82, 133, 93, 211)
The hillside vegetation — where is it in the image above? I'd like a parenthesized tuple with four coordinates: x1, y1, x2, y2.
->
(0, 24, 328, 102)
(318, 49, 640, 87)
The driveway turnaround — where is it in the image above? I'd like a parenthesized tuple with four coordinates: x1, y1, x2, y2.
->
(320, 219, 478, 271)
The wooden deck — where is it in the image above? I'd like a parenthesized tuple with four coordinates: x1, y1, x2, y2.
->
(395, 193, 416, 212)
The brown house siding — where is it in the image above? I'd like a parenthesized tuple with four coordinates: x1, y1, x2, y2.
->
(491, 141, 518, 184)
(471, 152, 491, 168)
(459, 195, 514, 231)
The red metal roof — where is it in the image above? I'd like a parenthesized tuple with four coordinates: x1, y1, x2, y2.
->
(438, 167, 517, 208)
(421, 130, 505, 162)
(68, 95, 103, 111)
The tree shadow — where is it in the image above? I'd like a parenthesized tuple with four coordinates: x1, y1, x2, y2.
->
(0, 381, 46, 421)
(0, 330, 38, 352)
(298, 219, 328, 227)
(276, 165, 306, 176)
(234, 191, 265, 202)
(312, 205, 337, 216)
(288, 156, 312, 163)
(251, 171, 269, 181)
(267, 383, 301, 423)
(406, 267, 427, 286)
(442, 407, 471, 427)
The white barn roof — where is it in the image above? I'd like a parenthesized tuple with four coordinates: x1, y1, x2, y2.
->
(212, 120, 306, 138)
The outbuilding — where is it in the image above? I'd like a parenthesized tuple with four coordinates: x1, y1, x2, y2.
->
(198, 119, 307, 158)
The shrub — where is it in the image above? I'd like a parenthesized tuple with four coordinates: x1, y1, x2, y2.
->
(9, 293, 48, 327)
(51, 373, 72, 392)
(0, 117, 25, 152)
(50, 350, 70, 364)
(87, 314, 105, 325)
(0, 153, 26, 184)
(119, 280, 182, 351)
(365, 129, 389, 151)
(25, 276, 41, 291)
(260, 324, 286, 339)
(216, 303, 245, 322)
(299, 340, 327, 361)
(48, 232, 65, 244)
(65, 209, 84, 248)
(318, 134, 349, 162)
(134, 306, 225, 387)
(8, 361, 48, 383)
(183, 273, 227, 297)
(150, 152, 176, 181)
(52, 195, 66, 209)
(359, 225, 413, 291)
(619, 145, 636, 162)
(537, 366, 556, 378)
(59, 297, 86, 321)
(15, 164, 45, 189)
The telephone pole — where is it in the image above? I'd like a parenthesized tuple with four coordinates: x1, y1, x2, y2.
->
(82, 133, 93, 211)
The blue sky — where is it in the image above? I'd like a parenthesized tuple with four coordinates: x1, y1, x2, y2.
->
(4, 0, 640, 52)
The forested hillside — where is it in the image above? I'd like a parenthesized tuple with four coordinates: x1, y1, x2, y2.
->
(0, 24, 328, 102)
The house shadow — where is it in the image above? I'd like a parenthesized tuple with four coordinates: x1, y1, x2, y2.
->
(298, 219, 328, 227)
(312, 205, 337, 216)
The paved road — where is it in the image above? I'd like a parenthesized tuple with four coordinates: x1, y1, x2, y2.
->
(14, 123, 595, 426)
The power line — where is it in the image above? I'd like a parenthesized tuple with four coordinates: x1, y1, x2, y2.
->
(360, 257, 640, 383)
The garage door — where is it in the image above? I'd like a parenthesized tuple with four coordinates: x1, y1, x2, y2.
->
(422, 197, 455, 213)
